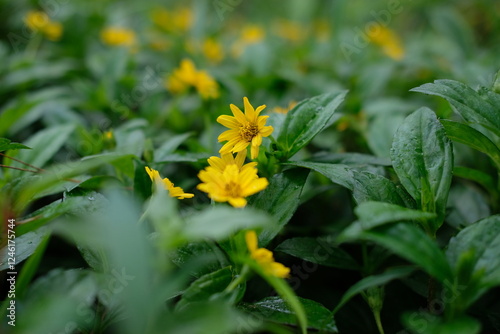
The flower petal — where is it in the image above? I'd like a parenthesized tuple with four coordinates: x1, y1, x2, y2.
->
(232, 140, 250, 153)
(229, 197, 247, 208)
(259, 125, 274, 137)
(243, 97, 256, 122)
(230, 104, 247, 124)
(217, 115, 241, 129)
(245, 230, 258, 253)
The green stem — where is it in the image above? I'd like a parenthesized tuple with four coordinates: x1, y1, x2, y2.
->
(225, 265, 251, 292)
(373, 308, 385, 334)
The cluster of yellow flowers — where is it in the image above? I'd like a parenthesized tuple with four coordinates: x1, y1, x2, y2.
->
(166, 59, 220, 99)
(100, 27, 136, 48)
(366, 24, 405, 60)
(24, 11, 63, 41)
(197, 97, 273, 207)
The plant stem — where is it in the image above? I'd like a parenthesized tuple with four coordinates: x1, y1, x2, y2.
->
(0, 164, 39, 173)
(0, 152, 44, 171)
(225, 265, 251, 292)
(373, 308, 385, 334)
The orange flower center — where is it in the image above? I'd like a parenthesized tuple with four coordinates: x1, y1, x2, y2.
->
(240, 124, 259, 142)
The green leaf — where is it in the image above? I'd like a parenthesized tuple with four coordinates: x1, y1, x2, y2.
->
(183, 207, 270, 241)
(447, 215, 500, 290)
(275, 237, 359, 270)
(0, 138, 31, 152)
(172, 241, 230, 278)
(402, 313, 481, 334)
(390, 107, 453, 230)
(154, 132, 193, 161)
(339, 202, 437, 241)
(285, 161, 406, 205)
(0, 227, 49, 271)
(411, 80, 500, 138)
(249, 168, 309, 246)
(240, 296, 337, 333)
(332, 266, 415, 314)
(440, 119, 500, 169)
(277, 91, 347, 159)
(343, 222, 452, 283)
(6, 124, 75, 177)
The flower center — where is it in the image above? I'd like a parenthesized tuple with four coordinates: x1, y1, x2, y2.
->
(240, 124, 259, 142)
(224, 181, 241, 197)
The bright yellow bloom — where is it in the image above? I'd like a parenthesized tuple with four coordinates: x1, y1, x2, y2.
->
(217, 97, 273, 159)
(203, 38, 224, 64)
(145, 166, 194, 199)
(272, 100, 297, 115)
(246, 230, 290, 278)
(100, 27, 136, 47)
(241, 25, 265, 44)
(166, 59, 219, 99)
(207, 151, 256, 173)
(197, 164, 268, 208)
(24, 11, 63, 41)
(366, 24, 404, 60)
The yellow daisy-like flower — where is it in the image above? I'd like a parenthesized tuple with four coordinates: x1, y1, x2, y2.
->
(145, 166, 194, 199)
(24, 11, 63, 41)
(100, 27, 136, 47)
(245, 230, 290, 278)
(217, 97, 273, 159)
(366, 24, 404, 60)
(197, 164, 268, 208)
(166, 59, 219, 99)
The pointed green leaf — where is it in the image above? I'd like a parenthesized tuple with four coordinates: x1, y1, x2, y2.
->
(277, 91, 347, 159)
(275, 237, 359, 270)
(390, 107, 453, 229)
(249, 168, 309, 246)
(0, 138, 31, 152)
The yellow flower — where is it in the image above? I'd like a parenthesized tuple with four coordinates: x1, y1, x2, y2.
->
(172, 8, 192, 32)
(203, 38, 224, 64)
(217, 97, 273, 159)
(246, 230, 290, 278)
(24, 11, 63, 41)
(152, 7, 192, 33)
(197, 164, 268, 208)
(207, 151, 256, 173)
(100, 27, 136, 47)
(166, 59, 219, 99)
(241, 25, 265, 44)
(43, 22, 63, 41)
(151, 8, 170, 31)
(366, 24, 404, 60)
(273, 20, 307, 43)
(272, 100, 297, 115)
(195, 71, 220, 99)
(145, 166, 194, 199)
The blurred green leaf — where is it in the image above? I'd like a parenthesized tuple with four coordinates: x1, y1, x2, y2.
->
(275, 237, 359, 270)
(249, 168, 309, 246)
(332, 266, 415, 314)
(0, 227, 49, 271)
(402, 313, 481, 334)
(341, 222, 452, 283)
(240, 296, 337, 333)
(390, 107, 453, 231)
(176, 267, 234, 310)
(154, 132, 193, 161)
(277, 91, 347, 159)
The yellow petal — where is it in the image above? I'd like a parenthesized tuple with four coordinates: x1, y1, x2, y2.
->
(245, 230, 258, 252)
(241, 177, 269, 197)
(255, 104, 266, 116)
(230, 104, 247, 124)
(218, 129, 240, 142)
(259, 125, 274, 137)
(243, 97, 256, 122)
(251, 134, 262, 147)
(250, 144, 259, 159)
(229, 197, 247, 208)
(217, 115, 241, 129)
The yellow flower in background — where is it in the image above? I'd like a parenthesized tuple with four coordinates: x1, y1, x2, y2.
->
(195, 71, 220, 99)
(203, 38, 224, 64)
(145, 166, 194, 199)
(272, 100, 297, 114)
(197, 164, 268, 208)
(241, 25, 265, 44)
(314, 19, 331, 42)
(207, 151, 256, 173)
(273, 20, 307, 43)
(166, 59, 219, 99)
(246, 230, 290, 278)
(217, 97, 273, 159)
(366, 24, 404, 60)
(100, 27, 136, 47)
(151, 7, 192, 33)
(24, 11, 63, 41)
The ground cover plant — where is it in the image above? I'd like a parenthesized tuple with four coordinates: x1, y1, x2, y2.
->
(1, 0, 500, 333)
